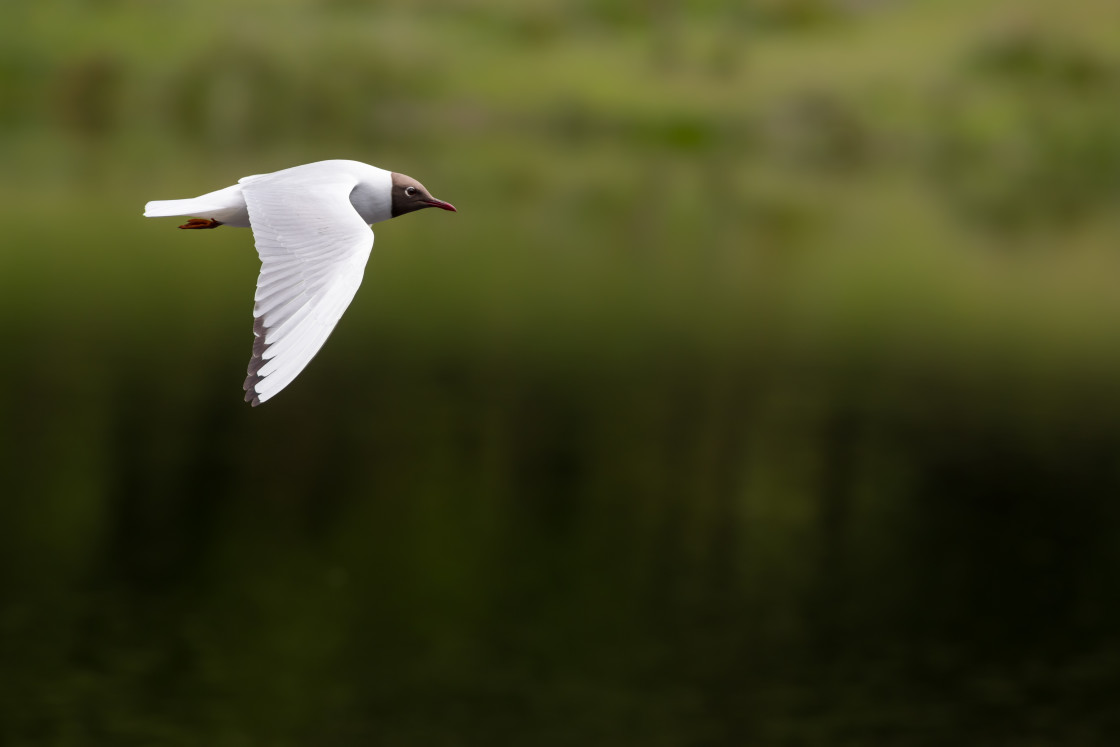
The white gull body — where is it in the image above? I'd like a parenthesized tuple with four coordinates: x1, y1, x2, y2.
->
(144, 159, 455, 406)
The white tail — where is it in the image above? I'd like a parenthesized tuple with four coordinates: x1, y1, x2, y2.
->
(143, 183, 248, 225)
(143, 198, 213, 217)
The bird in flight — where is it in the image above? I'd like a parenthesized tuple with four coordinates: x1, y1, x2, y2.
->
(144, 160, 456, 406)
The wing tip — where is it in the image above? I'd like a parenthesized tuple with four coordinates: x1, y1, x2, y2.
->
(243, 373, 267, 406)
(243, 317, 268, 407)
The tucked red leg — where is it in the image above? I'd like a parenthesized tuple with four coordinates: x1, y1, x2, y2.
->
(179, 218, 223, 229)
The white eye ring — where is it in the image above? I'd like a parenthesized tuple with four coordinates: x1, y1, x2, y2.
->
(405, 186, 417, 197)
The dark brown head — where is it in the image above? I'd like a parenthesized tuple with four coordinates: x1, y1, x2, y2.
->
(390, 173, 457, 218)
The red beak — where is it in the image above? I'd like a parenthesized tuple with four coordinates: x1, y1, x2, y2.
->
(423, 198, 457, 212)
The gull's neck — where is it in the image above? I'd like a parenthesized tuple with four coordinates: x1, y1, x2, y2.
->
(348, 166, 394, 224)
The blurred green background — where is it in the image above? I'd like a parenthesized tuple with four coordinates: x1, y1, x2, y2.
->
(3, 0, 1120, 744)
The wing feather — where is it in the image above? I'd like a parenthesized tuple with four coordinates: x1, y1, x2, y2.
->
(240, 172, 374, 406)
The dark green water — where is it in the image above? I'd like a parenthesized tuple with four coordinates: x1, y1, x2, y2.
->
(4, 331, 1120, 745)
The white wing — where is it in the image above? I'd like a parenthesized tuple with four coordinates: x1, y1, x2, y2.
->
(241, 172, 373, 406)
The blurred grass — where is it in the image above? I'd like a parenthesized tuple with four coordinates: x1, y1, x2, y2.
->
(4, 0, 1120, 745)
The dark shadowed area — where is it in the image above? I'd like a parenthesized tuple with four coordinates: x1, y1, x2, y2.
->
(3, 0, 1120, 744)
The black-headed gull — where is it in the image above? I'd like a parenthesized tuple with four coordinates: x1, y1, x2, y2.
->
(144, 159, 456, 406)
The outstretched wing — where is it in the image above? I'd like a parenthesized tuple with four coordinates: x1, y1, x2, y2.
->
(241, 172, 373, 406)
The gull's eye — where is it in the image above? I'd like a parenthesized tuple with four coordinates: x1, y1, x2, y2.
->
(405, 186, 417, 197)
